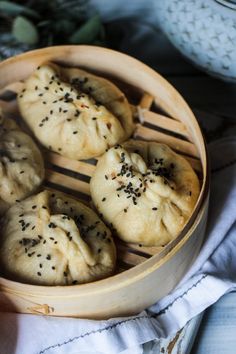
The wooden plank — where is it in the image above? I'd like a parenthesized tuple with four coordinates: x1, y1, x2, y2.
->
(0, 81, 23, 96)
(46, 169, 90, 195)
(139, 92, 154, 110)
(134, 124, 200, 158)
(117, 249, 147, 266)
(47, 152, 95, 177)
(125, 243, 163, 257)
(142, 110, 191, 141)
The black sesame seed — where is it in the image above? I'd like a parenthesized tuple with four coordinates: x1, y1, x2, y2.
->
(37, 254, 41, 257)
(28, 252, 35, 257)
(20, 170, 24, 174)
(152, 207, 158, 211)
(39, 263, 42, 268)
(124, 208, 127, 213)
(52, 266, 55, 270)
(46, 254, 51, 260)
(98, 248, 101, 253)
(73, 131, 78, 134)
(92, 117, 97, 120)
(102, 197, 106, 202)
(37, 272, 41, 276)
(105, 175, 108, 180)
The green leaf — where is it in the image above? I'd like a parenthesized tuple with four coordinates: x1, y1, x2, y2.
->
(12, 16, 39, 45)
(92, 39, 106, 47)
(69, 14, 102, 44)
(53, 19, 76, 36)
(0, 1, 40, 19)
(99, 24, 106, 41)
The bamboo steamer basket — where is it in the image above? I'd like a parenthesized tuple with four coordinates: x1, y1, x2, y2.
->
(0, 46, 209, 319)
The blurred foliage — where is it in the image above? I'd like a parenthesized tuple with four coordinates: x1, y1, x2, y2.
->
(0, 0, 107, 59)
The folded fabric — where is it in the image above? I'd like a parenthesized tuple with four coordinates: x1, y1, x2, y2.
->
(0, 137, 235, 354)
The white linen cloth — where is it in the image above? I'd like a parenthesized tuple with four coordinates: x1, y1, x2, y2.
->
(0, 137, 235, 354)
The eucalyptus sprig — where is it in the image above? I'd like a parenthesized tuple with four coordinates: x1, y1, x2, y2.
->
(0, 0, 106, 59)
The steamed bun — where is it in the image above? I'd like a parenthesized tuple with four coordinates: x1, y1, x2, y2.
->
(0, 107, 44, 215)
(0, 190, 116, 285)
(18, 63, 134, 160)
(90, 140, 200, 246)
